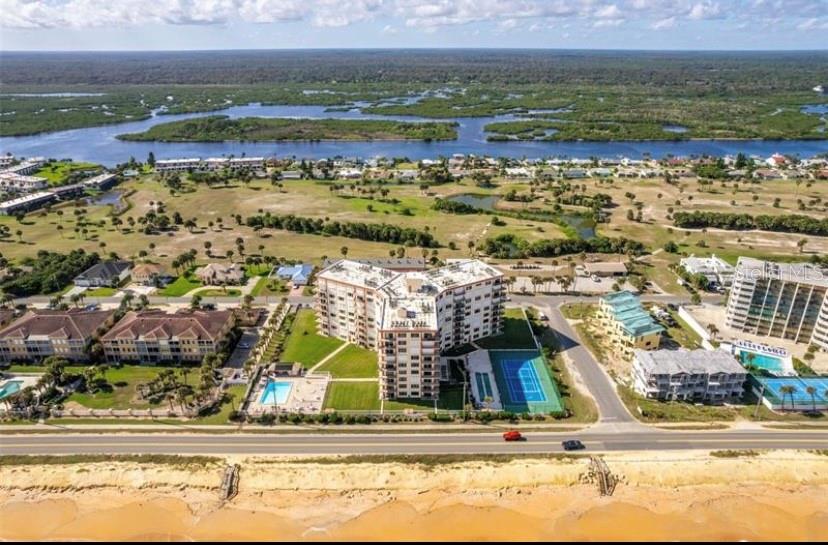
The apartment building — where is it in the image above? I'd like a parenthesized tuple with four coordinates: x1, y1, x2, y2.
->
(316, 259, 505, 400)
(101, 309, 235, 364)
(597, 291, 664, 358)
(155, 158, 203, 172)
(0, 309, 115, 362)
(155, 157, 265, 173)
(0, 173, 48, 193)
(632, 349, 747, 403)
(725, 257, 828, 351)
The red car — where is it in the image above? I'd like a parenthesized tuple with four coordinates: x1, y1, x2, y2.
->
(502, 430, 523, 442)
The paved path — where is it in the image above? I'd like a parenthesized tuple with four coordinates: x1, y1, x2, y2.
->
(307, 342, 349, 374)
(522, 297, 638, 426)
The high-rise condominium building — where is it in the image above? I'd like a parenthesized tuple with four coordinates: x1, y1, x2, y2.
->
(316, 259, 505, 400)
(725, 257, 828, 350)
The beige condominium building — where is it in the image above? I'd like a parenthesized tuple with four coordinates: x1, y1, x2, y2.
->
(316, 259, 505, 400)
(0, 309, 115, 362)
(725, 257, 828, 350)
(101, 309, 235, 364)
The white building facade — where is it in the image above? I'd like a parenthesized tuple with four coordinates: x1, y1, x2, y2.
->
(725, 257, 828, 351)
(316, 260, 505, 400)
(632, 349, 748, 403)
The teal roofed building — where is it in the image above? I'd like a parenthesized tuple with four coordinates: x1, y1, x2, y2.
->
(598, 290, 664, 359)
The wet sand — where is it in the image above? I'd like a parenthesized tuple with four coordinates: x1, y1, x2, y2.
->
(1, 451, 827, 541)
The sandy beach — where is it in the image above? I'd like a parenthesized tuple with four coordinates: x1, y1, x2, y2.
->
(1, 451, 827, 541)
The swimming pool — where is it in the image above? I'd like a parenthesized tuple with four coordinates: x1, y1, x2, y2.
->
(734, 348, 795, 376)
(0, 380, 23, 400)
(260, 380, 292, 405)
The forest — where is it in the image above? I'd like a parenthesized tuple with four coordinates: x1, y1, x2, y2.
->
(2, 50, 826, 139)
(117, 116, 458, 142)
(244, 213, 439, 248)
(672, 211, 828, 237)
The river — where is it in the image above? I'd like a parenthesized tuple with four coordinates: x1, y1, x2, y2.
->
(1, 102, 827, 166)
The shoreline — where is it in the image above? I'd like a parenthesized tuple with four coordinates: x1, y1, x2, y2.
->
(1, 450, 826, 541)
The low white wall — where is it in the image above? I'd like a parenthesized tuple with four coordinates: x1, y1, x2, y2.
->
(678, 305, 712, 342)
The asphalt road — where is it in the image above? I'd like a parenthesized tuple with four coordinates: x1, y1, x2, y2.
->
(2, 429, 826, 456)
(512, 295, 638, 425)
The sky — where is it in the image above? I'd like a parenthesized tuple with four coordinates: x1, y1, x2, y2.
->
(1, 0, 827, 51)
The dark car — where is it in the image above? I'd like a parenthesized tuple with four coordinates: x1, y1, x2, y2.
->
(562, 440, 585, 451)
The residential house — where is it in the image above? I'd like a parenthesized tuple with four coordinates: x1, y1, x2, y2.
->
(74, 260, 133, 288)
(195, 263, 245, 285)
(101, 309, 236, 364)
(0, 309, 115, 362)
(273, 264, 314, 287)
(131, 263, 170, 286)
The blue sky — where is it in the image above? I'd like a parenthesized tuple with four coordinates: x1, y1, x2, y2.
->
(1, 0, 827, 51)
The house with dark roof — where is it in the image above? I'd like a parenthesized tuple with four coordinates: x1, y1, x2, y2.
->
(101, 309, 235, 363)
(74, 260, 133, 288)
(0, 309, 115, 362)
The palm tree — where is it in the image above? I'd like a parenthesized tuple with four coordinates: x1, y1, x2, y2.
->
(779, 385, 796, 411)
(806, 386, 817, 413)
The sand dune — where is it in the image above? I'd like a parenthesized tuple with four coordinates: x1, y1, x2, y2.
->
(1, 451, 827, 541)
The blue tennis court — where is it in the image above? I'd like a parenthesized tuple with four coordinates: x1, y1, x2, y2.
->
(489, 350, 563, 414)
(501, 358, 547, 403)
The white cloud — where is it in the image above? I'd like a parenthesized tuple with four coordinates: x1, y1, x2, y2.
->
(651, 16, 676, 29)
(595, 4, 623, 19)
(0, 0, 825, 33)
(687, 1, 722, 20)
(797, 17, 828, 31)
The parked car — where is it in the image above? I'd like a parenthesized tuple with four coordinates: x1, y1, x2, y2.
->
(502, 430, 524, 442)
(562, 439, 585, 451)
(538, 312, 549, 322)
(238, 342, 251, 349)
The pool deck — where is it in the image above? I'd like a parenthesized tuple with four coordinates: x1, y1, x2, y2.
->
(466, 350, 503, 410)
(246, 374, 330, 415)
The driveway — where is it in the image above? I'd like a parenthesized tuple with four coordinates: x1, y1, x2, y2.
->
(225, 328, 260, 369)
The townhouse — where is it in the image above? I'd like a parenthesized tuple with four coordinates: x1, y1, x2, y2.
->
(101, 309, 235, 364)
(0, 309, 115, 362)
(631, 349, 747, 403)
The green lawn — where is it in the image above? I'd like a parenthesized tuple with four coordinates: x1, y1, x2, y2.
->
(84, 287, 118, 296)
(66, 365, 197, 410)
(280, 309, 344, 367)
(193, 288, 241, 297)
(476, 308, 536, 350)
(157, 273, 202, 296)
(316, 344, 378, 378)
(250, 276, 289, 297)
(384, 386, 465, 411)
(663, 309, 704, 350)
(190, 385, 246, 424)
(617, 385, 823, 423)
(35, 161, 100, 185)
(323, 381, 381, 411)
(560, 303, 595, 320)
